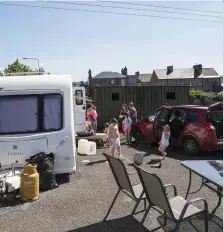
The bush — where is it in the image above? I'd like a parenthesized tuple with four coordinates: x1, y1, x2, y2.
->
(189, 89, 206, 99)
(211, 94, 223, 101)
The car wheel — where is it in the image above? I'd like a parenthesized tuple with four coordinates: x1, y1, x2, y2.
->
(183, 137, 200, 156)
(135, 129, 143, 145)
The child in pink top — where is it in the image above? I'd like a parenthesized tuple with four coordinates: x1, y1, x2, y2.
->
(87, 105, 98, 134)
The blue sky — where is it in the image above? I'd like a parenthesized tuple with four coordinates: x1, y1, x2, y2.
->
(0, 1, 223, 81)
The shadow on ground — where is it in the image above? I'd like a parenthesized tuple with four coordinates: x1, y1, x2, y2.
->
(67, 214, 223, 232)
(130, 143, 223, 162)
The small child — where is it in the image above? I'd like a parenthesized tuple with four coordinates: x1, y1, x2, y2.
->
(158, 125, 170, 160)
(122, 113, 132, 145)
(107, 118, 123, 160)
(104, 122, 110, 148)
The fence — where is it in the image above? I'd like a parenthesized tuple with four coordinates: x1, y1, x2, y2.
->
(92, 86, 190, 129)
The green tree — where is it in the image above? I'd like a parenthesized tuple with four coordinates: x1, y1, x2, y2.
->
(35, 67, 45, 72)
(4, 59, 33, 74)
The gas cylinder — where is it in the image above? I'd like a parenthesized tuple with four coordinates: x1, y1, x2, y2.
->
(20, 164, 39, 201)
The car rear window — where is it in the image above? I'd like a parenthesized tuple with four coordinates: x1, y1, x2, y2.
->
(187, 111, 199, 122)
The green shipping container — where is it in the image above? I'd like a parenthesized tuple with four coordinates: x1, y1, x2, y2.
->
(92, 86, 190, 129)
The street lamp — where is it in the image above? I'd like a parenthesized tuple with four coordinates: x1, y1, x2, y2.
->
(23, 57, 40, 71)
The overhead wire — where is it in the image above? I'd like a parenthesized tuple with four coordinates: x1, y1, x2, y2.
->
(101, 0, 222, 14)
(40, 0, 223, 18)
(0, 2, 222, 24)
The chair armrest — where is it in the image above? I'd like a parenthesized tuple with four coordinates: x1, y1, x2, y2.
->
(179, 197, 208, 220)
(128, 171, 137, 175)
(163, 184, 177, 196)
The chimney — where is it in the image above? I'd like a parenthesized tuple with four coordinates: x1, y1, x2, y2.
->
(193, 64, 202, 78)
(88, 69, 92, 78)
(135, 71, 140, 78)
(121, 68, 124, 75)
(88, 69, 92, 89)
(166, 66, 173, 75)
(123, 66, 128, 76)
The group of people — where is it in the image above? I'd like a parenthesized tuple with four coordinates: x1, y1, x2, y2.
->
(77, 104, 98, 137)
(103, 102, 138, 160)
(76, 101, 171, 161)
(103, 101, 172, 161)
(119, 102, 137, 144)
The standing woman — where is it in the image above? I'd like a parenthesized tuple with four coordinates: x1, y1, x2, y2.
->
(118, 103, 129, 131)
(92, 105, 98, 134)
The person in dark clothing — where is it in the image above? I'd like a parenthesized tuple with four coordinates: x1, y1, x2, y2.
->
(169, 110, 183, 138)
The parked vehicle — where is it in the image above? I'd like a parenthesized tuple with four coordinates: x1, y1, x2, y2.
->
(0, 72, 79, 174)
(73, 86, 86, 132)
(131, 102, 223, 156)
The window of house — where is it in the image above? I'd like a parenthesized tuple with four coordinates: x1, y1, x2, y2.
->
(121, 79, 125, 86)
(111, 79, 115, 85)
(112, 93, 119, 101)
(0, 94, 63, 135)
(75, 90, 83, 105)
(166, 92, 175, 100)
(189, 81, 192, 86)
(178, 80, 183, 86)
(44, 94, 62, 131)
(162, 82, 165, 86)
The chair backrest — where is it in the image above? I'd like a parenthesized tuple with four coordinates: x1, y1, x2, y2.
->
(102, 153, 134, 195)
(135, 165, 172, 215)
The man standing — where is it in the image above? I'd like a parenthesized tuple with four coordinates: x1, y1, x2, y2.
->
(128, 102, 137, 123)
(128, 102, 137, 144)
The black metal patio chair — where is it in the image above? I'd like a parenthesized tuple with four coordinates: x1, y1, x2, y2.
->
(134, 165, 209, 232)
(102, 153, 147, 220)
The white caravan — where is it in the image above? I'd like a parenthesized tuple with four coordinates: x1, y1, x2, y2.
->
(0, 73, 78, 175)
(73, 86, 86, 133)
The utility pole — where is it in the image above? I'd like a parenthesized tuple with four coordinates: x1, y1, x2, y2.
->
(23, 57, 40, 71)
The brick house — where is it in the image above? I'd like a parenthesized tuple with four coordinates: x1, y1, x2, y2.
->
(150, 68, 222, 92)
(88, 67, 141, 88)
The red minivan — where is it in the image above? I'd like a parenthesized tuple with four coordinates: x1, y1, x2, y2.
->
(131, 102, 223, 156)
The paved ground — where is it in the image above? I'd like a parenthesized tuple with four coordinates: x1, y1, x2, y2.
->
(0, 143, 222, 232)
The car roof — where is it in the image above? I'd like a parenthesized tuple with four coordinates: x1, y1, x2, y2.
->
(165, 105, 208, 110)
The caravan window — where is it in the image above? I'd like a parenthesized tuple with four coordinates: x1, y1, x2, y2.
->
(43, 94, 62, 131)
(75, 90, 83, 105)
(0, 96, 39, 134)
(0, 94, 63, 135)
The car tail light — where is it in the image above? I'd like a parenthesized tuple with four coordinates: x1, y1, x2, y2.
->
(205, 122, 215, 131)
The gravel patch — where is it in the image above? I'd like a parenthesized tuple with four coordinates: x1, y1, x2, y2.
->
(0, 145, 222, 232)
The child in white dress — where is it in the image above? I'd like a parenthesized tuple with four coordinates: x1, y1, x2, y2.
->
(158, 125, 170, 160)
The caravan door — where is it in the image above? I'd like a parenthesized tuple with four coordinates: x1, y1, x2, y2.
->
(73, 87, 86, 133)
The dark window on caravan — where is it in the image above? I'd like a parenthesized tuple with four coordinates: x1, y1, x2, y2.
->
(43, 94, 63, 131)
(75, 90, 83, 105)
(112, 93, 119, 101)
(0, 94, 63, 135)
(166, 92, 175, 100)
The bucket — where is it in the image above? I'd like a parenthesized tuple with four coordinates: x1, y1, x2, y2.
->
(133, 152, 147, 165)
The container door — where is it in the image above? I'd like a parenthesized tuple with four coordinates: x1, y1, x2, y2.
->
(73, 87, 86, 133)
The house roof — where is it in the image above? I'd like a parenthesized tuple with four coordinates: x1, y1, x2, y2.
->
(153, 68, 219, 79)
(138, 74, 152, 82)
(93, 71, 126, 79)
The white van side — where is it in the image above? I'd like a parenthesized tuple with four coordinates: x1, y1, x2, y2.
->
(0, 74, 76, 174)
(73, 86, 86, 132)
